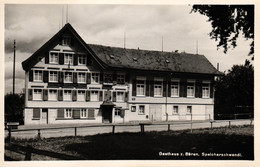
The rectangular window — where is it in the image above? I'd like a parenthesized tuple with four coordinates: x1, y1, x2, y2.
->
(187, 106, 192, 114)
(65, 109, 72, 118)
(34, 70, 43, 82)
(50, 52, 58, 64)
(116, 92, 124, 102)
(33, 108, 40, 119)
(64, 53, 73, 64)
(131, 106, 136, 112)
(49, 89, 57, 101)
(49, 71, 58, 82)
(62, 36, 71, 46)
(115, 108, 121, 116)
(202, 83, 210, 98)
(78, 72, 86, 83)
(154, 80, 163, 96)
(136, 80, 145, 96)
(117, 74, 125, 84)
(91, 90, 99, 101)
(171, 82, 179, 97)
(33, 89, 42, 100)
(173, 106, 178, 115)
(78, 55, 86, 65)
(81, 109, 87, 118)
(64, 90, 72, 101)
(91, 73, 99, 84)
(78, 90, 85, 101)
(139, 105, 145, 115)
(64, 72, 73, 83)
(104, 73, 113, 84)
(187, 82, 195, 97)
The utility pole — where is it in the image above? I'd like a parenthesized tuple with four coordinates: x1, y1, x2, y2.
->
(13, 40, 16, 94)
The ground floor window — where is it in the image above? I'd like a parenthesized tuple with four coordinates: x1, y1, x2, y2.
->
(91, 90, 99, 101)
(187, 106, 192, 114)
(115, 108, 121, 116)
(65, 109, 72, 118)
(116, 91, 124, 102)
(173, 106, 178, 115)
(139, 105, 145, 115)
(81, 109, 87, 118)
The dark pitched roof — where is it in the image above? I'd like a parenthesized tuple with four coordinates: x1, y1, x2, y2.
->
(22, 23, 221, 75)
(88, 44, 221, 75)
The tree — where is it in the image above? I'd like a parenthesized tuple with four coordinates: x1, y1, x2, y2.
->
(191, 5, 254, 60)
(214, 60, 254, 119)
(5, 93, 25, 124)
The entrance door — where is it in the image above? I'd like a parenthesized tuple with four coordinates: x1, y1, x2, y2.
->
(149, 105, 162, 122)
(41, 108, 48, 124)
(102, 106, 113, 123)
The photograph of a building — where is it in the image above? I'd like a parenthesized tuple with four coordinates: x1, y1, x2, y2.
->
(22, 23, 221, 125)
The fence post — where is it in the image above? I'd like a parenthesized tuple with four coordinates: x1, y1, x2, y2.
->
(8, 127, 12, 143)
(229, 121, 231, 128)
(74, 127, 77, 136)
(168, 124, 170, 132)
(190, 114, 193, 133)
(112, 125, 115, 134)
(24, 145, 32, 160)
(37, 129, 41, 140)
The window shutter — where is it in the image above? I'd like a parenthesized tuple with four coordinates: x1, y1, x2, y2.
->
(87, 73, 91, 84)
(45, 52, 49, 64)
(86, 90, 90, 101)
(210, 83, 213, 98)
(87, 54, 92, 66)
(73, 72, 77, 84)
(145, 80, 150, 96)
(73, 109, 80, 119)
(150, 80, 154, 97)
(195, 80, 201, 98)
(43, 89, 48, 101)
(28, 89, 33, 101)
(58, 90, 63, 101)
(132, 79, 136, 96)
(43, 71, 49, 83)
(163, 80, 167, 97)
(180, 79, 187, 97)
(57, 108, 64, 119)
(74, 54, 78, 65)
(72, 90, 77, 101)
(113, 73, 117, 85)
(199, 82, 202, 98)
(33, 108, 40, 119)
(168, 81, 171, 97)
(100, 72, 103, 84)
(88, 108, 95, 118)
(124, 92, 129, 102)
(29, 70, 33, 82)
(99, 91, 103, 101)
(59, 53, 64, 65)
(120, 109, 125, 118)
(112, 91, 116, 102)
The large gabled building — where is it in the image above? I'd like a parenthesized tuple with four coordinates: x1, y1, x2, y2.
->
(22, 23, 221, 125)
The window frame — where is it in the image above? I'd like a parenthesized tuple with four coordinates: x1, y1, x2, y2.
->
(115, 108, 121, 116)
(91, 73, 100, 84)
(187, 106, 192, 114)
(48, 89, 57, 101)
(138, 105, 145, 115)
(78, 72, 86, 83)
(90, 90, 99, 101)
(49, 51, 59, 64)
(49, 71, 58, 83)
(62, 36, 71, 46)
(33, 70, 43, 82)
(173, 106, 179, 115)
(80, 109, 88, 118)
(154, 79, 163, 97)
(202, 82, 210, 98)
(136, 79, 146, 96)
(187, 81, 195, 97)
(63, 90, 72, 101)
(77, 90, 86, 101)
(78, 54, 86, 65)
(104, 73, 113, 84)
(171, 80, 180, 97)
(116, 91, 124, 102)
(33, 89, 43, 100)
(64, 53, 73, 65)
(64, 109, 73, 118)
(117, 74, 125, 84)
(64, 72, 73, 83)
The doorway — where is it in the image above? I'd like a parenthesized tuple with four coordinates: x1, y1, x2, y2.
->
(42, 108, 48, 124)
(102, 106, 113, 123)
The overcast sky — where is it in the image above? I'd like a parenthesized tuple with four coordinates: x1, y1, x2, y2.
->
(4, 4, 253, 94)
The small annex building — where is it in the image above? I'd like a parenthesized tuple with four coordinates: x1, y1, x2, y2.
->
(22, 23, 221, 125)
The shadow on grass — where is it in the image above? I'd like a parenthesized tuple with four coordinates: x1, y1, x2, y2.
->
(64, 130, 254, 160)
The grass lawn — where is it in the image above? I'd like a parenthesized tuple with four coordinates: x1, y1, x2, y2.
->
(5, 125, 254, 160)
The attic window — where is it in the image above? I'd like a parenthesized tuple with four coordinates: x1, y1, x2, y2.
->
(109, 55, 115, 59)
(62, 36, 71, 46)
(165, 60, 170, 63)
(133, 58, 137, 61)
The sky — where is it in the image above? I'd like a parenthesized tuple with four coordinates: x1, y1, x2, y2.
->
(4, 4, 253, 94)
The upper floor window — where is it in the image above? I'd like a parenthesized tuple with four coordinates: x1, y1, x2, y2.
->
(64, 72, 73, 83)
(116, 91, 124, 102)
(49, 71, 58, 82)
(50, 52, 58, 64)
(33, 89, 42, 100)
(136, 80, 145, 96)
(91, 73, 99, 84)
(78, 72, 86, 83)
(117, 74, 125, 84)
(65, 109, 72, 118)
(64, 53, 73, 64)
(62, 36, 71, 46)
(64, 90, 72, 101)
(115, 108, 121, 116)
(202, 82, 210, 98)
(104, 73, 113, 84)
(34, 70, 43, 82)
(49, 89, 57, 101)
(91, 90, 99, 101)
(81, 109, 87, 118)
(171, 81, 179, 97)
(154, 80, 163, 97)
(78, 55, 86, 65)
(78, 90, 85, 101)
(187, 82, 195, 97)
